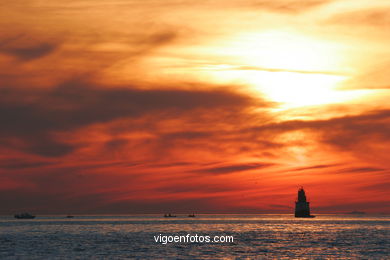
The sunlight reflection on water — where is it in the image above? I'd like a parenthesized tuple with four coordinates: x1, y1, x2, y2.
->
(0, 215, 388, 259)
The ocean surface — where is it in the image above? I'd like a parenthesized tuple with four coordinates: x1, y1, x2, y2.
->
(0, 214, 389, 259)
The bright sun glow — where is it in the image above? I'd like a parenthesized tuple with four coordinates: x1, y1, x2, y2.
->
(193, 31, 368, 108)
(244, 70, 350, 107)
(227, 31, 344, 73)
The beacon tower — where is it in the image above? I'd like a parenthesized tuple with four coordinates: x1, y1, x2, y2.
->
(294, 187, 315, 218)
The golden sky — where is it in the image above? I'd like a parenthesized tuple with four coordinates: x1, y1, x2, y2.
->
(0, 0, 389, 214)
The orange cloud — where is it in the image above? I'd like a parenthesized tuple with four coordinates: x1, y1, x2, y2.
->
(0, 0, 389, 215)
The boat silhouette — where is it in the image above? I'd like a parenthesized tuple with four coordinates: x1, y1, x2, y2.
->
(188, 214, 195, 217)
(14, 213, 35, 219)
(346, 211, 365, 215)
(164, 213, 176, 217)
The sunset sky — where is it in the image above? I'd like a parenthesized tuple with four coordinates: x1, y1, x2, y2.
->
(0, 0, 389, 214)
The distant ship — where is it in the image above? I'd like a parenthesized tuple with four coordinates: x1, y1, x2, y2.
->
(346, 211, 366, 215)
(164, 213, 176, 217)
(294, 187, 315, 218)
(14, 213, 35, 219)
(188, 214, 195, 217)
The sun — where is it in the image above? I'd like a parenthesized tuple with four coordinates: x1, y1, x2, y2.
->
(194, 30, 363, 108)
(243, 70, 349, 108)
(159, 30, 367, 109)
(232, 31, 351, 108)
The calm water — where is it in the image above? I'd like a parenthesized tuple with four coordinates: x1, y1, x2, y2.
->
(0, 214, 388, 259)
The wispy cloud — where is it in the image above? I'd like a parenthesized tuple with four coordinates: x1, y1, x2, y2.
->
(0, 42, 57, 61)
(191, 162, 274, 175)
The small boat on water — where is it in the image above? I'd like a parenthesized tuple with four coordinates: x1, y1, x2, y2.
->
(346, 211, 365, 215)
(66, 215, 74, 218)
(14, 213, 35, 219)
(164, 213, 176, 217)
(188, 214, 195, 217)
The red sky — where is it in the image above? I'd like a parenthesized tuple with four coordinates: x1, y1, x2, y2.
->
(0, 0, 389, 214)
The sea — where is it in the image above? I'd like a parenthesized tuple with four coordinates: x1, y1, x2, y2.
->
(0, 214, 388, 259)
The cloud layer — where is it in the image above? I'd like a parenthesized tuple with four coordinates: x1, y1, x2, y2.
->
(0, 0, 389, 214)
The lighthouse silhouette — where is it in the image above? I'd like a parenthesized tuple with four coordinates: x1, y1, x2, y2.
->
(294, 187, 315, 218)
